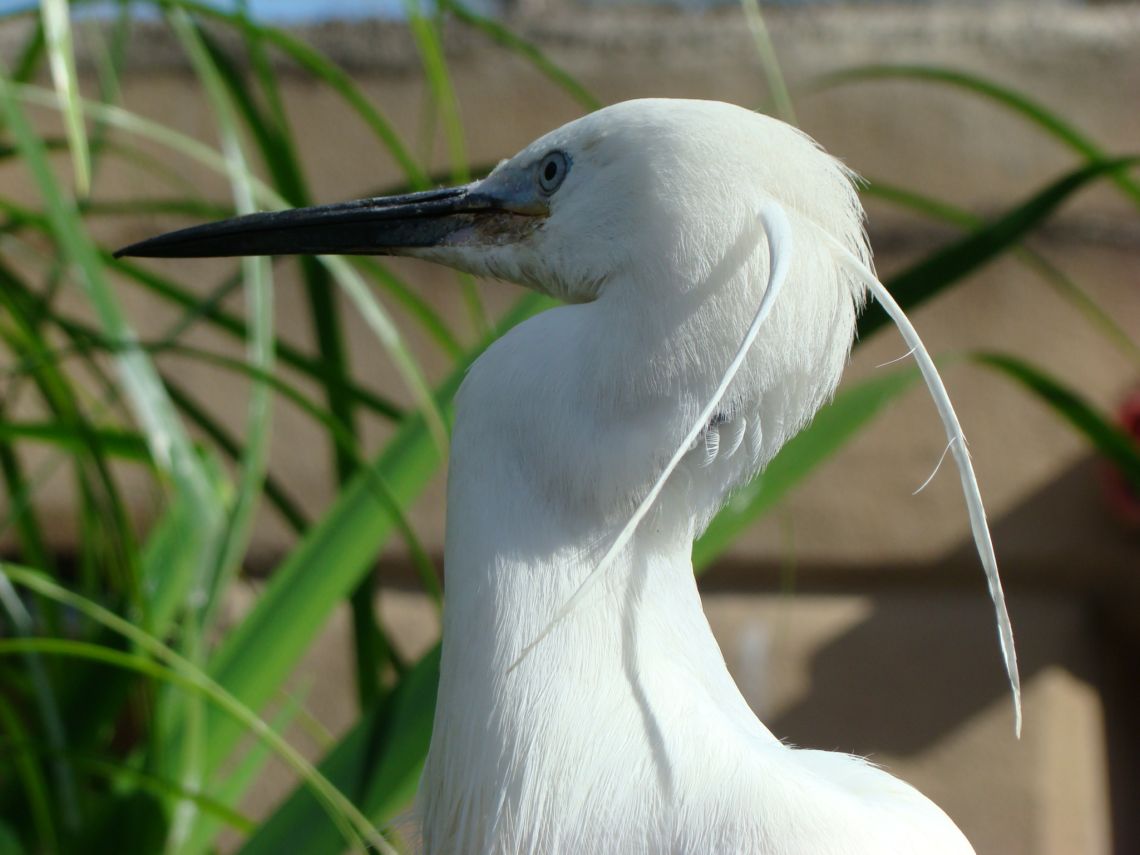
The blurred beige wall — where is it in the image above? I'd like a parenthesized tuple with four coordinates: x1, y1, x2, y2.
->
(1, 4, 1138, 853)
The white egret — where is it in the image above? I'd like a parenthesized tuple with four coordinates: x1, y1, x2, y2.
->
(118, 98, 1019, 855)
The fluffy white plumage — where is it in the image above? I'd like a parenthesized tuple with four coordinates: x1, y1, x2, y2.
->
(413, 100, 976, 854)
(112, 94, 1009, 855)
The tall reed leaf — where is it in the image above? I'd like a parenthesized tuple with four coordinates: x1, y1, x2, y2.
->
(14, 83, 447, 447)
(821, 64, 1140, 209)
(202, 294, 550, 775)
(859, 158, 1139, 339)
(863, 179, 1140, 363)
(972, 353, 1140, 487)
(0, 564, 396, 855)
(39, 0, 89, 196)
(443, 0, 601, 111)
(238, 645, 441, 855)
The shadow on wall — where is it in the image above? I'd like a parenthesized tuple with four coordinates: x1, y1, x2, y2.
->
(759, 456, 1138, 853)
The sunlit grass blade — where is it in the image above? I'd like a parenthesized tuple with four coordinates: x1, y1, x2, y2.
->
(13, 82, 449, 455)
(0, 637, 373, 855)
(444, 0, 601, 111)
(156, 0, 427, 187)
(158, 372, 441, 609)
(239, 645, 441, 855)
(406, 0, 489, 338)
(164, 11, 278, 843)
(325, 253, 450, 451)
(1, 71, 226, 586)
(863, 178, 1140, 363)
(0, 565, 398, 855)
(0, 258, 139, 597)
(180, 688, 309, 854)
(105, 258, 402, 421)
(819, 64, 1140, 210)
(40, 0, 90, 196)
(189, 12, 394, 713)
(740, 0, 795, 124)
(201, 293, 550, 776)
(355, 257, 464, 360)
(858, 158, 1140, 339)
(167, 6, 274, 622)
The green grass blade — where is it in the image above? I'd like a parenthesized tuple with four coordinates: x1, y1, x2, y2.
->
(238, 645, 441, 855)
(179, 687, 308, 854)
(694, 367, 921, 570)
(188, 15, 388, 712)
(407, 2, 468, 181)
(740, 0, 795, 124)
(11, 87, 442, 439)
(1, 70, 226, 584)
(0, 422, 149, 461)
(0, 565, 396, 855)
(0, 259, 139, 598)
(0, 409, 53, 575)
(0, 636, 368, 855)
(3, 177, 402, 425)
(353, 257, 464, 360)
(971, 352, 1140, 487)
(819, 64, 1140, 210)
(141, 494, 203, 638)
(106, 258, 403, 421)
(160, 372, 441, 610)
(0, 693, 58, 853)
(39, 0, 90, 196)
(164, 12, 277, 843)
(325, 253, 450, 451)
(201, 293, 549, 775)
(858, 158, 1139, 340)
(0, 574, 79, 836)
(12, 81, 447, 453)
(160, 378, 307, 533)
(167, 5, 276, 624)
(0, 745, 256, 836)
(406, 1, 489, 338)
(444, 0, 600, 111)
(863, 179, 1140, 363)
(9, 14, 45, 84)
(161, 0, 427, 186)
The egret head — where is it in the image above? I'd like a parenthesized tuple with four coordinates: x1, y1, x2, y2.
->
(115, 99, 868, 309)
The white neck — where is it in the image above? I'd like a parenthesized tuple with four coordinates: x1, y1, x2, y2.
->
(419, 291, 782, 853)
(416, 267, 971, 855)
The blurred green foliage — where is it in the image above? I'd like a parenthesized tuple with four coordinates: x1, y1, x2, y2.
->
(0, 2, 1137, 852)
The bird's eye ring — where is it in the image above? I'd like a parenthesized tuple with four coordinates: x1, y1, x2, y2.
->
(537, 151, 570, 195)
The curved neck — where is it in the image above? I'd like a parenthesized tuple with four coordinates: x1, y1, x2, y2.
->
(424, 299, 775, 833)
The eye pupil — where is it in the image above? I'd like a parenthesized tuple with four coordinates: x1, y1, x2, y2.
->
(538, 151, 569, 194)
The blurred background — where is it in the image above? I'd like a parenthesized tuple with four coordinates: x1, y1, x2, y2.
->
(0, 1, 1137, 853)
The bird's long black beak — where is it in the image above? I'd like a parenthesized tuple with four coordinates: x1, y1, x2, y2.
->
(113, 183, 505, 260)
